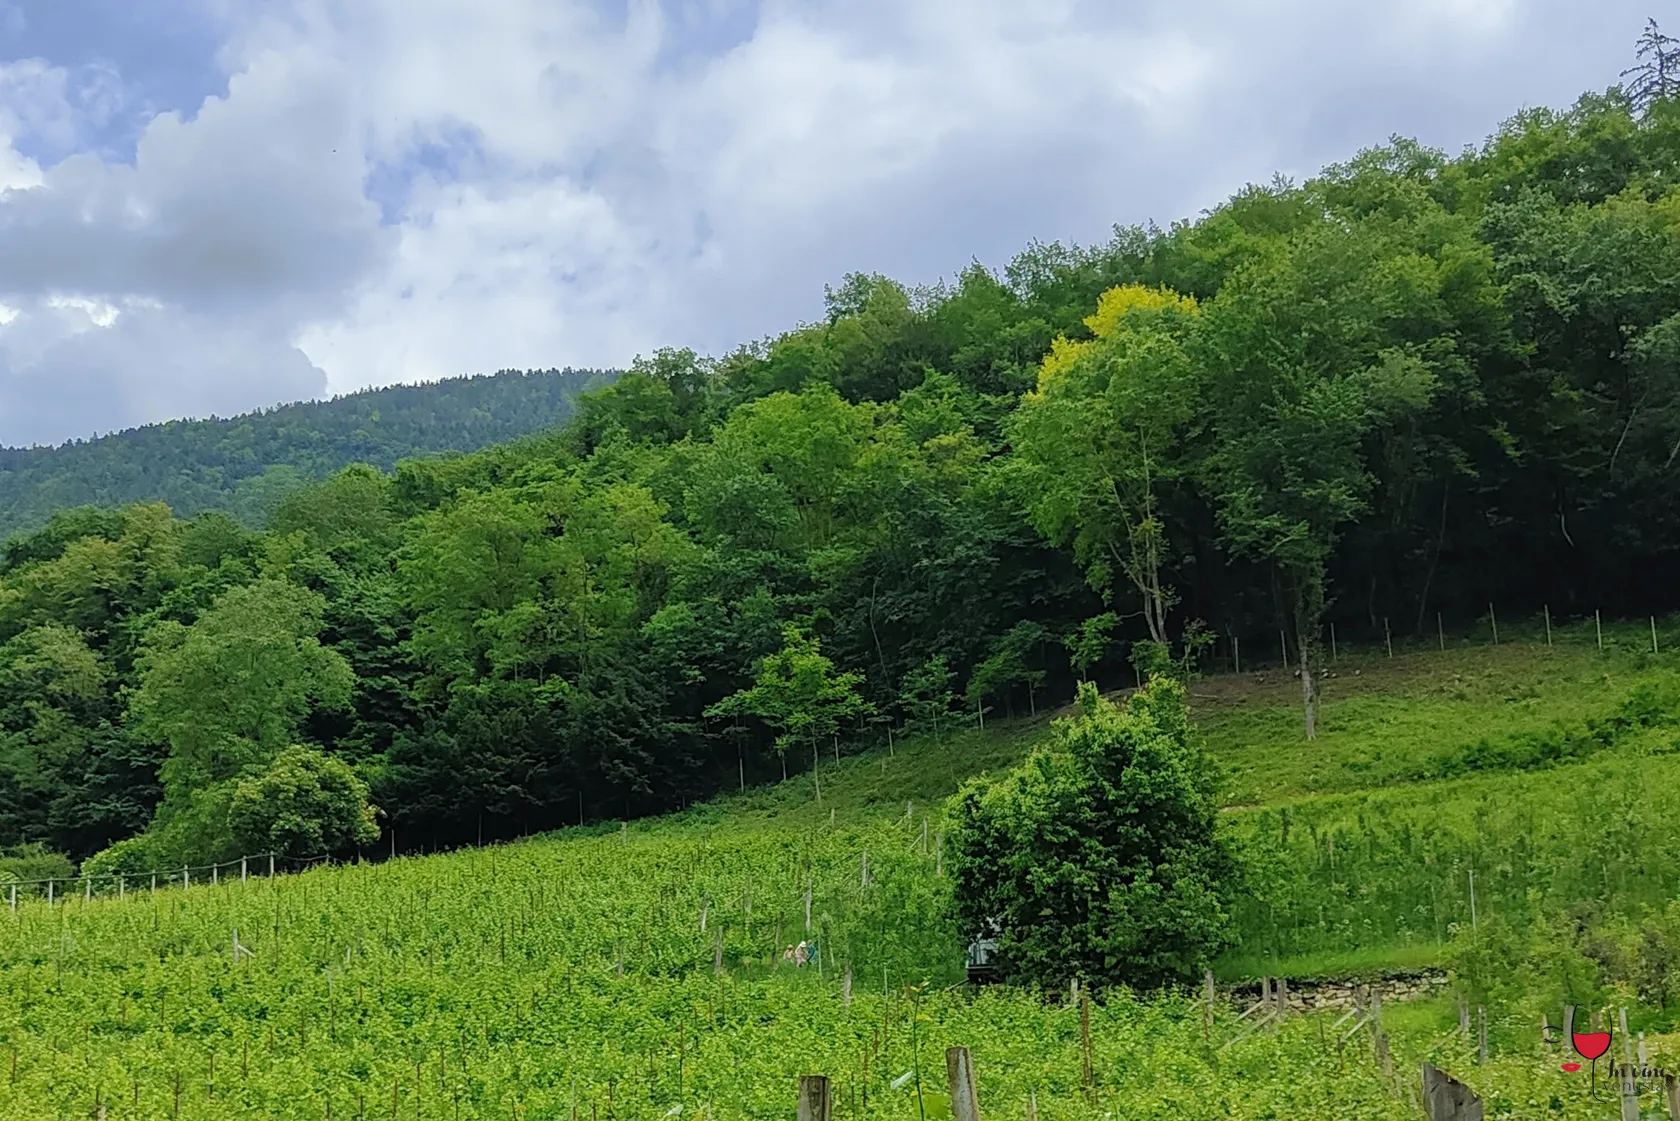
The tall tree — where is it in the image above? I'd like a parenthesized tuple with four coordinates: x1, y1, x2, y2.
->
(130, 579, 354, 797)
(1623, 19, 1680, 115)
(1197, 220, 1455, 739)
(1010, 285, 1202, 644)
(704, 625, 872, 799)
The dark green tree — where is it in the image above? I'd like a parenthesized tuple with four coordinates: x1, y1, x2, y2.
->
(947, 677, 1238, 992)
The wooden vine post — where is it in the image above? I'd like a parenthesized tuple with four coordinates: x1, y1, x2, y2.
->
(946, 1046, 981, 1121)
(1421, 1062, 1483, 1121)
(1203, 969, 1215, 1041)
(1079, 987, 1094, 1097)
(797, 1075, 831, 1121)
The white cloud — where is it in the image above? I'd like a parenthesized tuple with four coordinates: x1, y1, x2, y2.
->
(0, 0, 1656, 443)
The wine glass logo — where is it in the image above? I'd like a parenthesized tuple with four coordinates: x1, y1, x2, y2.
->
(1565, 1006, 1614, 1101)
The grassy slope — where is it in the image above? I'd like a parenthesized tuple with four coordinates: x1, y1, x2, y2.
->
(689, 618, 1680, 981)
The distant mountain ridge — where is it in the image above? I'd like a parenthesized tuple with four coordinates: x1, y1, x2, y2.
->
(0, 367, 617, 542)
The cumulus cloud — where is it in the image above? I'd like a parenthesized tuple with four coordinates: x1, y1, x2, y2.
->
(0, 0, 1660, 445)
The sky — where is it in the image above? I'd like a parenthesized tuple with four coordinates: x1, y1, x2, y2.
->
(0, 0, 1660, 447)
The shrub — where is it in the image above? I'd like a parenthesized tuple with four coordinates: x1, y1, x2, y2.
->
(227, 746, 380, 859)
(80, 835, 159, 881)
(947, 677, 1238, 993)
(0, 843, 75, 888)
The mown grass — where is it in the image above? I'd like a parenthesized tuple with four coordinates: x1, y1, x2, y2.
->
(1196, 635, 1680, 807)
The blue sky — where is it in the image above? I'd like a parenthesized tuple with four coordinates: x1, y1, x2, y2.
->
(0, 0, 1662, 446)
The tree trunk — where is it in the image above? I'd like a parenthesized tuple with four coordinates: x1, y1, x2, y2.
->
(1299, 639, 1318, 741)
(1290, 564, 1326, 741)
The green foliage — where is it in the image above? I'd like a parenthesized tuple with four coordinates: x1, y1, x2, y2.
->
(130, 579, 354, 798)
(1064, 612, 1118, 681)
(706, 626, 874, 769)
(899, 655, 956, 741)
(79, 834, 157, 880)
(0, 794, 1426, 1121)
(227, 745, 380, 859)
(1009, 286, 1201, 642)
(964, 621, 1050, 716)
(947, 678, 1238, 992)
(1129, 639, 1174, 682)
(0, 842, 74, 888)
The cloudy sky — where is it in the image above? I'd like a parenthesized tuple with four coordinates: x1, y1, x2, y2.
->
(0, 0, 1659, 447)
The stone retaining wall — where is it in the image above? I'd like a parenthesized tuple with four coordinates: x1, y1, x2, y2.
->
(1228, 971, 1451, 1012)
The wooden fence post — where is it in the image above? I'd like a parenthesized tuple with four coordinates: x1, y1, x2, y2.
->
(1203, 969, 1216, 1041)
(1621, 1064, 1641, 1121)
(1438, 612, 1445, 652)
(1330, 622, 1337, 663)
(1372, 989, 1392, 1076)
(1233, 634, 1241, 674)
(241, 857, 247, 884)
(797, 1075, 831, 1121)
(1459, 995, 1469, 1038)
(947, 1047, 981, 1121)
(1597, 610, 1603, 651)
(1544, 605, 1552, 647)
(1489, 604, 1498, 645)
(1079, 988, 1094, 1095)
(1654, 617, 1661, 655)
(1385, 617, 1393, 658)
(1421, 1063, 1484, 1121)
(1663, 1073, 1680, 1121)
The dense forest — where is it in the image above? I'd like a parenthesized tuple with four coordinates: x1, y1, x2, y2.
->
(6, 62, 1680, 874)
(0, 367, 613, 541)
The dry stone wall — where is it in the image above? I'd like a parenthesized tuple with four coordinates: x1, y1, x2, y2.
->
(1228, 970, 1450, 1012)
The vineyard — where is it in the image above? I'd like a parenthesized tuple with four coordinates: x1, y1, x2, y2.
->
(0, 821, 1423, 1120)
(3, 633, 1680, 1118)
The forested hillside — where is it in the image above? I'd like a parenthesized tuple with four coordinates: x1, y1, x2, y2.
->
(0, 366, 613, 541)
(5, 80, 1680, 876)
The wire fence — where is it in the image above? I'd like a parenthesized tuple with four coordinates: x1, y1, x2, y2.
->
(1213, 605, 1680, 678)
(0, 850, 354, 911)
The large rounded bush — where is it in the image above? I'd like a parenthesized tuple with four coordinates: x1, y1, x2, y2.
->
(947, 676, 1239, 992)
(228, 746, 380, 859)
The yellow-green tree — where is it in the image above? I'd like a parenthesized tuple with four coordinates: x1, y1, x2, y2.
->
(1008, 285, 1201, 645)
